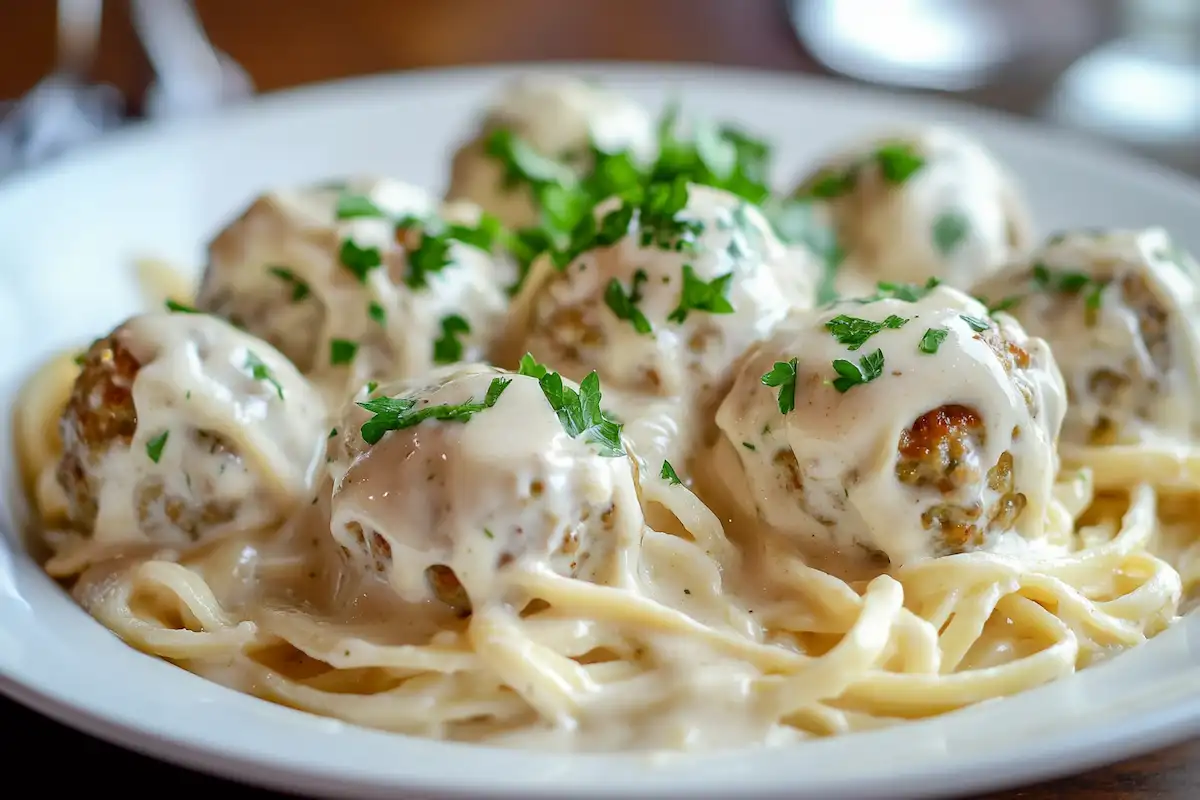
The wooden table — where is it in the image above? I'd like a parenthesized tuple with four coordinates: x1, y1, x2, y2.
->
(2, 1, 1197, 797)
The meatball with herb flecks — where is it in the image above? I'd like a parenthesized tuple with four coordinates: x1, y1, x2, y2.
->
(789, 127, 1032, 291)
(326, 361, 642, 615)
(199, 177, 511, 403)
(973, 228, 1200, 448)
(711, 284, 1065, 565)
(56, 311, 327, 547)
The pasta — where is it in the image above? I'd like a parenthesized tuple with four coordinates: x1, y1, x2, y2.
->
(11, 73, 1199, 754)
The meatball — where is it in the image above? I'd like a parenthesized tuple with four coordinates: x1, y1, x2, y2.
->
(789, 127, 1032, 290)
(973, 227, 1200, 447)
(200, 177, 510, 402)
(326, 363, 642, 613)
(507, 183, 818, 403)
(445, 74, 657, 229)
(712, 284, 1066, 564)
(57, 311, 327, 546)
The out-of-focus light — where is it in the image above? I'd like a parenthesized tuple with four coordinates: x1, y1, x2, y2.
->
(791, 0, 1011, 91)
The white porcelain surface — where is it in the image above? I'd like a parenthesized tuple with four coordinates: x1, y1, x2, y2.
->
(2, 63, 1200, 800)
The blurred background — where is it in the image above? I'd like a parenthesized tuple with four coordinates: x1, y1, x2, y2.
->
(0, 0, 1198, 179)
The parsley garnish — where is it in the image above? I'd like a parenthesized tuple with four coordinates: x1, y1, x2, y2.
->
(604, 269, 652, 334)
(650, 107, 772, 205)
(366, 381, 378, 393)
(660, 460, 682, 485)
(919, 327, 948, 354)
(831, 349, 884, 393)
(330, 339, 358, 366)
(485, 128, 577, 191)
(761, 357, 799, 414)
(368, 301, 386, 325)
(806, 168, 857, 199)
(146, 431, 169, 463)
(933, 211, 970, 256)
(484, 528, 495, 539)
(335, 193, 385, 220)
(986, 295, 1021, 314)
(854, 277, 942, 305)
(339, 239, 382, 282)
(244, 351, 284, 400)
(825, 314, 908, 350)
(164, 299, 199, 313)
(518, 352, 549, 379)
(268, 266, 311, 301)
(668, 265, 734, 323)
(357, 377, 512, 445)
(742, 442, 757, 451)
(1031, 262, 1107, 315)
(433, 314, 471, 364)
(875, 142, 926, 184)
(536, 370, 625, 457)
(404, 230, 453, 289)
(329, 428, 338, 439)
(960, 314, 989, 332)
(72, 352, 86, 366)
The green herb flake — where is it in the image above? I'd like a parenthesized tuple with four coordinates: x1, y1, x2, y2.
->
(760, 357, 799, 414)
(357, 377, 512, 445)
(831, 348, 885, 393)
(660, 460, 683, 485)
(932, 211, 970, 257)
(432, 314, 471, 364)
(268, 266, 311, 301)
(742, 442, 757, 451)
(875, 142, 926, 184)
(986, 295, 1022, 314)
(335, 193, 385, 220)
(368, 301, 386, 326)
(330, 338, 359, 366)
(366, 381, 378, 393)
(146, 431, 169, 463)
(164, 299, 199, 314)
(243, 350, 285, 400)
(518, 353, 550, 379)
(919, 327, 948, 354)
(329, 428, 338, 439)
(484, 528, 495, 539)
(825, 314, 909, 351)
(535, 370, 625, 457)
(604, 269, 652, 335)
(668, 265, 734, 323)
(960, 314, 989, 333)
(339, 239, 383, 282)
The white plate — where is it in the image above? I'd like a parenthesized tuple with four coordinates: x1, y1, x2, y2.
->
(2, 63, 1200, 800)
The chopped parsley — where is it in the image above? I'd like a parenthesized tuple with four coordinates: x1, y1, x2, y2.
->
(535, 370, 625, 457)
(164, 299, 199, 313)
(919, 327, 948, 354)
(73, 352, 86, 367)
(660, 460, 683, 485)
(831, 349, 884, 393)
(806, 168, 857, 199)
(485, 128, 577, 191)
(742, 442, 757, 451)
(268, 266, 311, 301)
(335, 193, 385, 220)
(243, 351, 284, 400)
(825, 314, 908, 350)
(368, 301, 386, 325)
(875, 142, 926, 184)
(432, 314, 471, 364)
(960, 314, 990, 332)
(760, 357, 799, 414)
(668, 265, 734, 323)
(636, 178, 705, 252)
(518, 352, 550, 379)
(650, 106, 772, 205)
(604, 269, 652, 334)
(366, 381, 378, 393)
(329, 428, 338, 439)
(339, 239, 383, 282)
(932, 211, 970, 256)
(357, 377, 511, 445)
(330, 338, 359, 366)
(1031, 262, 1107, 315)
(484, 528, 495, 539)
(985, 295, 1022, 314)
(854, 277, 942, 305)
(146, 431, 169, 463)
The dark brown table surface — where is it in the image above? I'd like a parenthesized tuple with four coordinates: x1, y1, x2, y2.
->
(2, 1, 1197, 797)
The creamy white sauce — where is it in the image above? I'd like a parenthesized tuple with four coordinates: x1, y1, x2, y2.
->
(201, 177, 511, 408)
(792, 126, 1031, 289)
(446, 75, 657, 229)
(711, 286, 1066, 564)
(973, 228, 1200, 447)
(72, 312, 326, 546)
